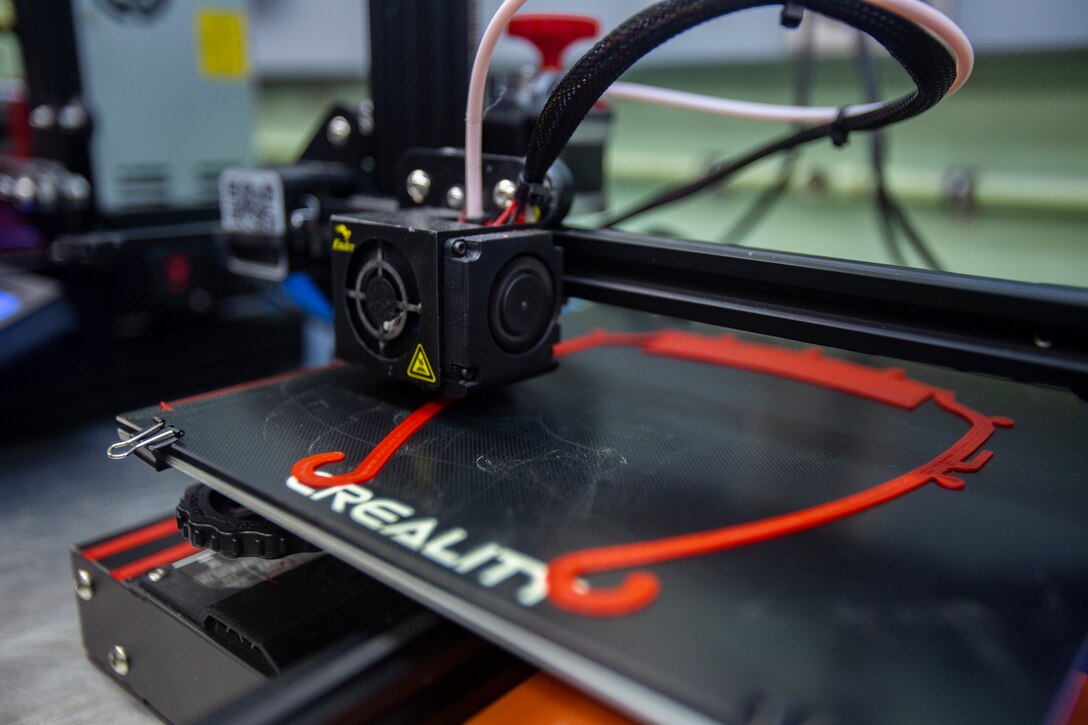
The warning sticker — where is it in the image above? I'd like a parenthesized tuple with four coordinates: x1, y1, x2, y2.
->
(407, 344, 437, 384)
(195, 8, 248, 79)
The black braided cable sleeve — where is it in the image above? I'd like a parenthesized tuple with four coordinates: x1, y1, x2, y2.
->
(521, 0, 956, 187)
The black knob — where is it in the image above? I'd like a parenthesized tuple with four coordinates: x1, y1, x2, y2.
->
(489, 255, 555, 353)
(176, 484, 319, 559)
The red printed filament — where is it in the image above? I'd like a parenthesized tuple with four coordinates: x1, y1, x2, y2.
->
(289, 329, 1014, 618)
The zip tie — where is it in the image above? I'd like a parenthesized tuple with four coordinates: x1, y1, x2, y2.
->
(830, 106, 851, 147)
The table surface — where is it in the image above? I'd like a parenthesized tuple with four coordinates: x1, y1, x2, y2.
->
(0, 420, 183, 724)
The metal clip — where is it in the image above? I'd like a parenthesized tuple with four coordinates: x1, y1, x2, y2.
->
(107, 418, 184, 460)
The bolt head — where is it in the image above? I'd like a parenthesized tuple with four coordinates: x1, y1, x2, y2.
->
(75, 569, 94, 601)
(108, 645, 129, 676)
(36, 180, 59, 208)
(189, 288, 212, 313)
(446, 185, 465, 210)
(29, 105, 55, 130)
(326, 116, 352, 147)
(406, 169, 431, 204)
(63, 174, 91, 206)
(492, 179, 517, 209)
(146, 568, 167, 583)
(13, 175, 37, 204)
(451, 239, 468, 257)
(57, 102, 88, 131)
(357, 100, 375, 136)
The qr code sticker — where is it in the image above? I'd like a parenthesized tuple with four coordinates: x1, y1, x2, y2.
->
(219, 168, 286, 236)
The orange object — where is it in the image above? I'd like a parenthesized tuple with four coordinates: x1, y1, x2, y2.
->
(468, 673, 634, 725)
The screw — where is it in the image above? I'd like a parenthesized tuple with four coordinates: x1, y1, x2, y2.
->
(146, 568, 167, 583)
(326, 115, 352, 147)
(406, 169, 431, 204)
(37, 180, 59, 208)
(460, 367, 476, 381)
(947, 168, 976, 217)
(1033, 333, 1053, 349)
(806, 170, 830, 199)
(451, 239, 468, 257)
(13, 175, 36, 204)
(29, 105, 55, 130)
(446, 185, 465, 210)
(57, 101, 88, 131)
(75, 569, 94, 601)
(108, 645, 130, 676)
(492, 179, 517, 209)
(290, 198, 319, 230)
(518, 64, 537, 84)
(357, 100, 375, 136)
(189, 288, 212, 313)
(63, 174, 91, 207)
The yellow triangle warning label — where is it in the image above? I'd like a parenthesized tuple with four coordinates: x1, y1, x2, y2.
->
(406, 344, 437, 384)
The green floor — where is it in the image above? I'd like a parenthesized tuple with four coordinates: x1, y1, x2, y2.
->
(256, 51, 1087, 286)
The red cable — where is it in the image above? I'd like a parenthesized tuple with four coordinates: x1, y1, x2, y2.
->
(489, 202, 520, 227)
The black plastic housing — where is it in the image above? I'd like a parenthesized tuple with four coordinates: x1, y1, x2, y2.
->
(331, 209, 562, 397)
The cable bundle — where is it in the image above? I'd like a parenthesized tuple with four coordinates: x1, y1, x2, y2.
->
(462, 0, 970, 227)
(521, 0, 956, 193)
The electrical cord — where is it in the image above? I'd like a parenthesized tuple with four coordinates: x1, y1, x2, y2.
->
(465, 0, 530, 219)
(857, 32, 943, 270)
(720, 18, 815, 246)
(599, 124, 826, 227)
(598, 0, 972, 124)
(594, 2, 958, 229)
(467, 0, 970, 223)
(521, 0, 958, 216)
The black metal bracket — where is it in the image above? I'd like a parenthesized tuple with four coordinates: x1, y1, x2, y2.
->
(555, 227, 1088, 393)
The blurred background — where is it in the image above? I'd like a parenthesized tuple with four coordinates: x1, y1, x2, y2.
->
(241, 0, 1088, 285)
(3, 0, 1084, 284)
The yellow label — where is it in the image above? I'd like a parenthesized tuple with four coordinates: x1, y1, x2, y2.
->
(196, 8, 248, 79)
(407, 344, 437, 384)
(332, 224, 355, 253)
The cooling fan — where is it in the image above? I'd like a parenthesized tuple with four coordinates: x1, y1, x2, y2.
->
(344, 238, 422, 362)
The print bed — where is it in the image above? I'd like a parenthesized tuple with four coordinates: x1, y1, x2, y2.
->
(117, 304, 1088, 725)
